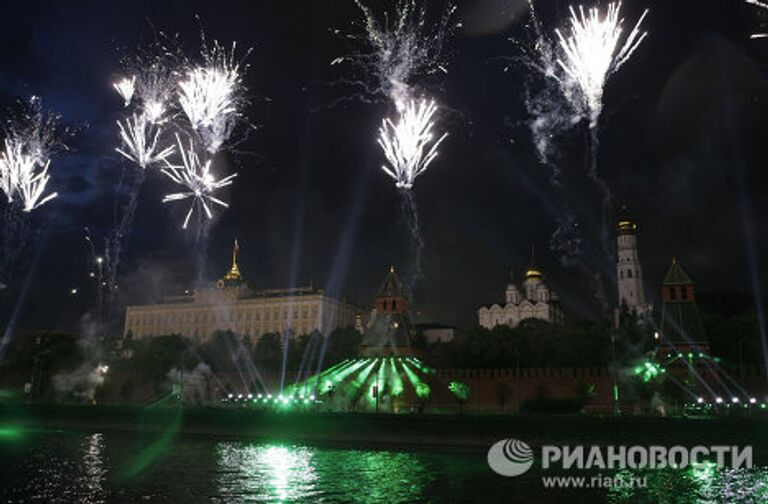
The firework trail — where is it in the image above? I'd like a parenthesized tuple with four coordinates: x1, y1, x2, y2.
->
(400, 190, 424, 298)
(0, 98, 69, 357)
(97, 35, 248, 308)
(747, 0, 768, 38)
(97, 63, 174, 313)
(558, 2, 647, 255)
(522, 2, 647, 315)
(343, 1, 455, 303)
(377, 97, 447, 295)
(0, 97, 69, 285)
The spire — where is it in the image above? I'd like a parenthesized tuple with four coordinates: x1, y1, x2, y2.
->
(525, 243, 544, 279)
(219, 239, 243, 287)
(378, 266, 404, 298)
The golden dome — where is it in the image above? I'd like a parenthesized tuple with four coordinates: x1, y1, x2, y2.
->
(218, 239, 243, 288)
(525, 268, 544, 279)
(617, 220, 637, 234)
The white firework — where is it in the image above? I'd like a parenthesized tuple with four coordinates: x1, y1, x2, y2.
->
(747, 0, 768, 38)
(178, 42, 246, 153)
(116, 114, 175, 169)
(0, 138, 58, 212)
(0, 98, 68, 212)
(143, 100, 167, 124)
(342, 0, 457, 105)
(161, 135, 237, 229)
(113, 76, 137, 107)
(0, 140, 21, 202)
(554, 3, 648, 128)
(378, 97, 448, 190)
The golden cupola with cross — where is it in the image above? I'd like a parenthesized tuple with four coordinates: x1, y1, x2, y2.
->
(217, 239, 244, 289)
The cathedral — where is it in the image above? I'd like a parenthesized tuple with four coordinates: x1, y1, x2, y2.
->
(477, 248, 564, 329)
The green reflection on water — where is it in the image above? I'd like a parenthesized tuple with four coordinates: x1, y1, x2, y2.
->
(215, 442, 430, 503)
(216, 444, 319, 502)
(0, 425, 24, 440)
(119, 406, 183, 479)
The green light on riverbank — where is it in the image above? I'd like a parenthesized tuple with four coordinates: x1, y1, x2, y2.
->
(0, 426, 23, 440)
(448, 382, 470, 401)
(284, 356, 435, 411)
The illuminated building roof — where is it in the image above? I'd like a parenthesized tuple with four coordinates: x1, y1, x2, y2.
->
(663, 258, 693, 286)
(660, 258, 705, 344)
(377, 266, 405, 299)
(218, 239, 243, 288)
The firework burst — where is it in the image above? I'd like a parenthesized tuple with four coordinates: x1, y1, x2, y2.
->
(334, 0, 458, 105)
(161, 135, 237, 229)
(0, 97, 69, 212)
(178, 41, 248, 154)
(378, 97, 447, 190)
(554, 3, 648, 129)
(116, 114, 175, 169)
(747, 0, 768, 38)
(0, 139, 57, 212)
(113, 76, 136, 107)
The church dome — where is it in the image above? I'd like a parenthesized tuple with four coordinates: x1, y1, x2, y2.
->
(524, 268, 544, 280)
(617, 206, 637, 235)
(524, 244, 544, 280)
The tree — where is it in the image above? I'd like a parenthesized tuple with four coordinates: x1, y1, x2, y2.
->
(129, 334, 189, 383)
(323, 327, 362, 366)
(253, 332, 282, 368)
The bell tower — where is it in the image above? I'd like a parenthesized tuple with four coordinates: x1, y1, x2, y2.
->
(615, 209, 646, 319)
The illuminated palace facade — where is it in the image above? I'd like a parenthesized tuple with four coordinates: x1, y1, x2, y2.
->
(123, 242, 360, 342)
(477, 248, 564, 329)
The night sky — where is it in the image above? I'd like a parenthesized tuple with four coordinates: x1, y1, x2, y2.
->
(2, 0, 767, 332)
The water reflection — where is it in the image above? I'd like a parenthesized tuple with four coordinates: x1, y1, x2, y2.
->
(214, 442, 431, 503)
(79, 433, 107, 502)
(608, 462, 768, 503)
(216, 443, 319, 501)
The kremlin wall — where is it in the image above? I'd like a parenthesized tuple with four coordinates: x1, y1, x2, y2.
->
(103, 212, 768, 415)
